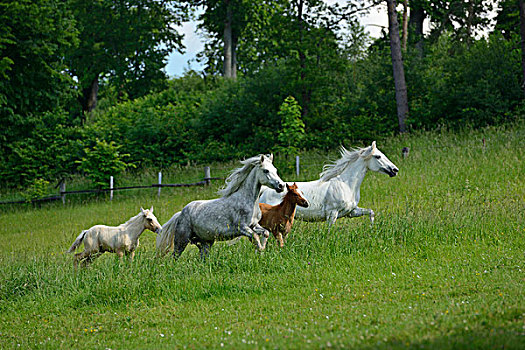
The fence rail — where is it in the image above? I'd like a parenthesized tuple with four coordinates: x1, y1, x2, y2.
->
(1, 149, 414, 205)
(0, 167, 224, 205)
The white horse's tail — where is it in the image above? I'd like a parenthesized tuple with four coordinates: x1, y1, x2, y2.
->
(67, 230, 87, 253)
(156, 212, 181, 257)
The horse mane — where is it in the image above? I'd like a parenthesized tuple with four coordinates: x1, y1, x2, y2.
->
(122, 211, 146, 226)
(218, 155, 264, 197)
(319, 146, 372, 182)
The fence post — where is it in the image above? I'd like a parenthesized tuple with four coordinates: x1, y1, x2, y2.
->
(402, 147, 410, 159)
(204, 166, 211, 186)
(158, 171, 162, 197)
(59, 180, 66, 205)
(296, 156, 300, 177)
(110, 176, 114, 201)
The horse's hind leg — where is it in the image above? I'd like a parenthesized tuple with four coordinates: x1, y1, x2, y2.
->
(349, 207, 375, 224)
(276, 232, 285, 248)
(173, 238, 189, 260)
(197, 241, 214, 260)
(82, 252, 102, 267)
(74, 250, 90, 269)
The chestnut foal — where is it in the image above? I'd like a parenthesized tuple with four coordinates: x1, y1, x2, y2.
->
(259, 183, 309, 247)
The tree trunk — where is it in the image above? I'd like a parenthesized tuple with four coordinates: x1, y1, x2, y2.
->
(519, 0, 525, 93)
(408, 0, 425, 56)
(79, 75, 99, 121)
(296, 0, 310, 117)
(465, 0, 474, 46)
(232, 34, 238, 79)
(223, 0, 234, 78)
(386, 0, 408, 133)
(402, 0, 408, 51)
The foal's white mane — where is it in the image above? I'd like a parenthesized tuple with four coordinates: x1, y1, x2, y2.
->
(319, 146, 372, 182)
(122, 210, 148, 227)
(218, 155, 267, 197)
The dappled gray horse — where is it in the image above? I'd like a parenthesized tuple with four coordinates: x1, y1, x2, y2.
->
(157, 154, 285, 258)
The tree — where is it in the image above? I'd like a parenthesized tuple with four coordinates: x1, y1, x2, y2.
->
(386, 0, 408, 132)
(276, 96, 305, 158)
(520, 0, 525, 93)
(196, 0, 260, 78)
(408, 0, 426, 55)
(67, 0, 187, 117)
(0, 0, 79, 185)
(426, 0, 494, 45)
(0, 0, 78, 118)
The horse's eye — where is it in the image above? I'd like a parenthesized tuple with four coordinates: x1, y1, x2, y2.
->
(263, 169, 270, 174)
(374, 155, 381, 159)
(147, 218, 153, 222)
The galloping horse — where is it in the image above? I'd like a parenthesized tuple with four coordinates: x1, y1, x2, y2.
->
(259, 142, 398, 226)
(156, 154, 285, 258)
(259, 183, 309, 247)
(67, 207, 162, 267)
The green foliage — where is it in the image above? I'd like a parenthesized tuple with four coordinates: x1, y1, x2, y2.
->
(0, 0, 78, 118)
(0, 111, 83, 187)
(0, 0, 523, 189)
(21, 178, 50, 203)
(276, 96, 305, 157)
(76, 140, 134, 188)
(407, 33, 522, 128)
(67, 0, 187, 113)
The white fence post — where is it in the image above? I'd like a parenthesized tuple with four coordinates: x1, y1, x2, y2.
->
(296, 156, 300, 177)
(59, 180, 66, 205)
(204, 166, 211, 186)
(158, 172, 162, 197)
(110, 176, 114, 201)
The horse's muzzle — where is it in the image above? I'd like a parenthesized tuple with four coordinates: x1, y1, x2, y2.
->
(388, 167, 399, 177)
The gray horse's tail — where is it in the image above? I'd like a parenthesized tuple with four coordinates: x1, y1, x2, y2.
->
(156, 212, 181, 257)
(67, 230, 87, 253)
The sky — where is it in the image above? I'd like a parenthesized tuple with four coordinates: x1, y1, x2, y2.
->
(165, 3, 395, 77)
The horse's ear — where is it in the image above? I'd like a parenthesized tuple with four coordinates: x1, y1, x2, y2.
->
(150, 206, 153, 212)
(372, 141, 377, 150)
(269, 153, 274, 162)
(286, 183, 291, 190)
(140, 207, 145, 215)
(260, 155, 265, 163)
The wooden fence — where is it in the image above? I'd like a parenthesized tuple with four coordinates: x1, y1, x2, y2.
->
(0, 167, 224, 205)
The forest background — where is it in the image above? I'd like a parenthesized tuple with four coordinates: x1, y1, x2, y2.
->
(1, 0, 523, 190)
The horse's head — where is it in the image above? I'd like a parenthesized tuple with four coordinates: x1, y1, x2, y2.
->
(363, 141, 399, 177)
(140, 206, 162, 233)
(258, 154, 285, 193)
(286, 183, 309, 208)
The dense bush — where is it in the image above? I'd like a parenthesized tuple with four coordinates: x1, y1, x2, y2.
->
(0, 32, 523, 188)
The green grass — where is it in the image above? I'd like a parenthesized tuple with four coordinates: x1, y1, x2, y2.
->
(1, 121, 524, 349)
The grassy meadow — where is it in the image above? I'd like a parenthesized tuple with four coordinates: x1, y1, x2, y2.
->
(0, 121, 524, 349)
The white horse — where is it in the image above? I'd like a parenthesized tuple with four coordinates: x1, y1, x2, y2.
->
(156, 154, 285, 258)
(67, 207, 162, 267)
(259, 141, 398, 225)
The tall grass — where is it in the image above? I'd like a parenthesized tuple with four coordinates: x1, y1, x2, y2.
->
(0, 121, 523, 349)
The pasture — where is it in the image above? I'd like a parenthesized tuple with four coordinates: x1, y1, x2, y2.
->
(0, 122, 524, 349)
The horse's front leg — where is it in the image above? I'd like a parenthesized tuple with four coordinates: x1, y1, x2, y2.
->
(116, 250, 125, 263)
(252, 224, 270, 250)
(326, 210, 339, 227)
(349, 207, 375, 224)
(276, 232, 284, 248)
(239, 225, 265, 251)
